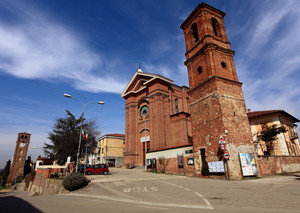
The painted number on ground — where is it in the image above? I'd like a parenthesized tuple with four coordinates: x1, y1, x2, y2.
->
(123, 187, 158, 193)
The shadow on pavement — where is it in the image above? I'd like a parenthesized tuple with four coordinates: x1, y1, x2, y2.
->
(0, 196, 42, 213)
(293, 175, 300, 180)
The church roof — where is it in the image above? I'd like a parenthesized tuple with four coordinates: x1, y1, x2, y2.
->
(121, 69, 173, 98)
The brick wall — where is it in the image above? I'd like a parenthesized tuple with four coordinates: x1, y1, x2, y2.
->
(257, 156, 300, 175)
(30, 167, 66, 194)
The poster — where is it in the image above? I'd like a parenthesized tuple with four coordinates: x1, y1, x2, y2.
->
(239, 153, 258, 176)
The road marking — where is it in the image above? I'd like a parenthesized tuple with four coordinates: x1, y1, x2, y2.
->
(63, 193, 214, 210)
(159, 180, 214, 210)
(82, 198, 107, 203)
(138, 205, 169, 210)
(194, 192, 214, 209)
(123, 186, 158, 193)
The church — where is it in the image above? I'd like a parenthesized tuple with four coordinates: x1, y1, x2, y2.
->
(121, 3, 300, 180)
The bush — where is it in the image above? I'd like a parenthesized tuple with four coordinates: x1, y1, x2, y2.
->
(62, 173, 89, 191)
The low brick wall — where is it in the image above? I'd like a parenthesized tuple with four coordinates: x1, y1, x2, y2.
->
(29, 167, 67, 194)
(146, 146, 195, 176)
(155, 157, 195, 176)
(257, 155, 300, 176)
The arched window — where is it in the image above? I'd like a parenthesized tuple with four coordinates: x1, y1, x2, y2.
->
(191, 23, 199, 42)
(197, 66, 203, 74)
(211, 18, 219, 37)
(174, 99, 179, 113)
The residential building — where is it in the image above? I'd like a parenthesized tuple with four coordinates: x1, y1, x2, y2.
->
(94, 134, 125, 167)
(247, 110, 300, 156)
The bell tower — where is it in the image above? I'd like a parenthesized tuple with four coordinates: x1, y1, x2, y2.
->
(181, 3, 255, 180)
(8, 132, 31, 183)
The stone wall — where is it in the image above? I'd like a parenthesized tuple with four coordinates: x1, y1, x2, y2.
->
(257, 156, 300, 175)
(28, 167, 67, 194)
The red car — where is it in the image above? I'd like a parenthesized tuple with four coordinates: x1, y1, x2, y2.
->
(85, 164, 109, 175)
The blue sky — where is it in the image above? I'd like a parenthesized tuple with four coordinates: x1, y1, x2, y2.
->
(1, 0, 300, 168)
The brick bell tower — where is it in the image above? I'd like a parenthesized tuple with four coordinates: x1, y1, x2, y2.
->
(181, 3, 254, 180)
(8, 132, 31, 183)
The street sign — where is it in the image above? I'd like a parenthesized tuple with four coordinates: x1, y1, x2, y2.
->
(218, 140, 226, 144)
(223, 152, 230, 160)
(219, 144, 226, 150)
(219, 135, 224, 140)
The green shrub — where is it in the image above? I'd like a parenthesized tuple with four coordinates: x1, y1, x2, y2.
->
(62, 173, 89, 191)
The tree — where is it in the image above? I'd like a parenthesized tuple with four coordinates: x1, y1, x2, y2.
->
(257, 124, 287, 155)
(1, 160, 11, 186)
(44, 110, 100, 165)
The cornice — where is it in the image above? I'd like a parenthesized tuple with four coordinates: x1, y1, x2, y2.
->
(185, 42, 235, 66)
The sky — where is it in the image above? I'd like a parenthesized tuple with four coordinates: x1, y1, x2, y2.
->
(1, 0, 300, 168)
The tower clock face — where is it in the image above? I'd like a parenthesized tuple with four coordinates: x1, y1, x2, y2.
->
(20, 142, 26, 147)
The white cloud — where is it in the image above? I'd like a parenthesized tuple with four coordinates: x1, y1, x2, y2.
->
(235, 0, 300, 122)
(0, 1, 126, 94)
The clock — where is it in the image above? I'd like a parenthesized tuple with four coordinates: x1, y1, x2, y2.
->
(20, 142, 26, 147)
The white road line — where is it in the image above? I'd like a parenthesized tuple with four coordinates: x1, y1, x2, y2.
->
(63, 193, 214, 210)
(138, 205, 169, 210)
(194, 192, 214, 209)
(158, 180, 214, 210)
(82, 198, 107, 203)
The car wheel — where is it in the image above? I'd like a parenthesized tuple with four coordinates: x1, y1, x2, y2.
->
(86, 171, 92, 175)
(103, 171, 108, 175)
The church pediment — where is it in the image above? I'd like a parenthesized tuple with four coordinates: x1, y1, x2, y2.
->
(121, 70, 173, 98)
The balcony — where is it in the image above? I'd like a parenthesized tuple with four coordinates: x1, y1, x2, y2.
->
(290, 132, 298, 140)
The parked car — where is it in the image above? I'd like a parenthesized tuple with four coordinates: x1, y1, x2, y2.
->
(85, 164, 109, 175)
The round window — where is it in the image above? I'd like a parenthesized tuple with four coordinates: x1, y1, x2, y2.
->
(140, 105, 149, 118)
(221, 62, 227, 68)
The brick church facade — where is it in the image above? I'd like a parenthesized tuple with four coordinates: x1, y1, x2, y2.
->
(121, 3, 298, 180)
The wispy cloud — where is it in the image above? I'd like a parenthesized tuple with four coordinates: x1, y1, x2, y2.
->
(237, 0, 300, 119)
(0, 1, 126, 93)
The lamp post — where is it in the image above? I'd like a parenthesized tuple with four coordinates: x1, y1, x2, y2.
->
(63, 93, 104, 173)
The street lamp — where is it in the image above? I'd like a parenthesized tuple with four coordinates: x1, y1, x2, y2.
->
(63, 93, 104, 173)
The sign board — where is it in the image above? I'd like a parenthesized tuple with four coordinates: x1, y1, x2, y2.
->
(239, 153, 258, 176)
(140, 136, 150, 143)
(219, 135, 224, 140)
(218, 140, 226, 144)
(177, 154, 184, 168)
(208, 161, 225, 173)
(223, 152, 230, 160)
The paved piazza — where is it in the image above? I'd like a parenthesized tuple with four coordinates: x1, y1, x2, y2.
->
(1, 168, 300, 213)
